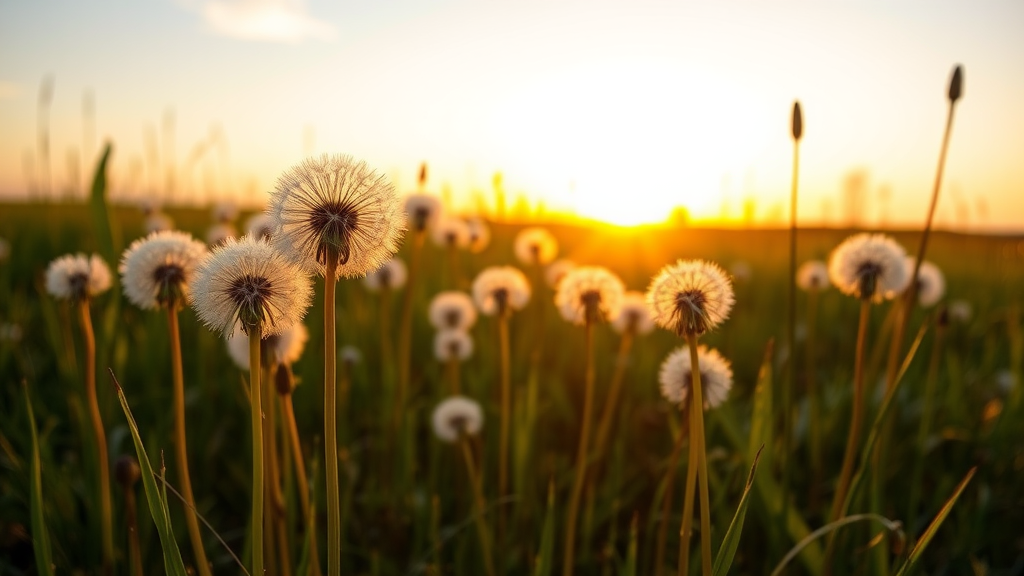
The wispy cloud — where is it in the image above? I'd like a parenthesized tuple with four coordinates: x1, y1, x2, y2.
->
(182, 0, 337, 43)
(0, 81, 23, 101)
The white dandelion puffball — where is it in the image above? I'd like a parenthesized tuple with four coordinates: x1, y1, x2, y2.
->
(213, 201, 238, 223)
(227, 322, 310, 370)
(434, 329, 474, 362)
(796, 260, 829, 292)
(0, 237, 9, 261)
(472, 266, 531, 316)
(206, 223, 237, 247)
(906, 258, 945, 308)
(646, 260, 735, 337)
(466, 217, 490, 253)
(144, 212, 174, 234)
(189, 235, 313, 337)
(120, 230, 207, 310)
(828, 233, 909, 302)
(46, 253, 113, 301)
(432, 395, 484, 442)
(269, 154, 407, 279)
(363, 258, 408, 292)
(431, 217, 471, 249)
(545, 259, 577, 289)
(246, 213, 275, 241)
(514, 227, 558, 266)
(658, 345, 733, 411)
(612, 291, 656, 335)
(340, 345, 362, 365)
(405, 193, 443, 233)
(429, 291, 478, 331)
(555, 266, 625, 325)
(730, 261, 753, 283)
(948, 299, 972, 323)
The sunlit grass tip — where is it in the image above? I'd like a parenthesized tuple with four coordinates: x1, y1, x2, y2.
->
(429, 290, 477, 331)
(45, 253, 112, 300)
(658, 345, 734, 410)
(645, 259, 734, 337)
(514, 226, 558, 266)
(119, 230, 207, 310)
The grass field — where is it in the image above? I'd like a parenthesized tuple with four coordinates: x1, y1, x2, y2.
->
(1, 196, 1022, 576)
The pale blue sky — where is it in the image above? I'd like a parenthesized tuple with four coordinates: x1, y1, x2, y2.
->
(2, 0, 1023, 228)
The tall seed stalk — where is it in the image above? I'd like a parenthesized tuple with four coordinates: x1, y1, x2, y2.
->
(781, 101, 803, 527)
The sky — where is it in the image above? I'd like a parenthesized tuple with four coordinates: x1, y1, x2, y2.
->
(1, 0, 1023, 230)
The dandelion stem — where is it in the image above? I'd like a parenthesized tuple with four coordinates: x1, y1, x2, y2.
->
(263, 368, 291, 576)
(782, 102, 802, 536)
(78, 300, 114, 575)
(447, 357, 461, 395)
(168, 307, 212, 576)
(593, 331, 634, 464)
(324, 256, 341, 576)
(678, 401, 698, 576)
(122, 482, 144, 576)
(654, 413, 687, 576)
(498, 312, 511, 547)
(282, 392, 321, 576)
(562, 320, 596, 576)
(460, 435, 497, 576)
(686, 334, 713, 576)
(249, 326, 265, 576)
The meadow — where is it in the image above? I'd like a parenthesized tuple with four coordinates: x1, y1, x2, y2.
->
(1, 170, 1022, 576)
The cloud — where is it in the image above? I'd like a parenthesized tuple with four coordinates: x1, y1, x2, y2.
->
(0, 81, 23, 101)
(185, 0, 337, 43)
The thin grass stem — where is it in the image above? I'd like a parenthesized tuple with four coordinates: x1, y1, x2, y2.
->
(654, 415, 687, 576)
(460, 435, 497, 576)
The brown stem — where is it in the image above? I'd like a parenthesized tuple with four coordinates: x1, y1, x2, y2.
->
(324, 257, 341, 576)
(282, 394, 321, 576)
(460, 436, 497, 576)
(249, 326, 265, 576)
(563, 321, 596, 576)
(593, 331, 634, 463)
(79, 301, 114, 575)
(123, 486, 144, 576)
(678, 401, 698, 576)
(655, 415, 688, 576)
(685, 335, 713, 576)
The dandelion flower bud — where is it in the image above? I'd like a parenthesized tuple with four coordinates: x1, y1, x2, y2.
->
(906, 258, 945, 308)
(144, 212, 175, 234)
(555, 266, 625, 325)
(434, 329, 474, 362)
(120, 230, 207, 310)
(431, 218, 471, 250)
(269, 154, 406, 278)
(472, 266, 531, 316)
(46, 253, 113, 301)
(828, 233, 909, 302)
(545, 259, 576, 289)
(213, 201, 238, 224)
(363, 258, 408, 292)
(612, 291, 655, 335)
(206, 223, 237, 247)
(658, 345, 733, 411)
(429, 291, 477, 331)
(514, 227, 558, 266)
(431, 395, 484, 442)
(948, 65, 963, 103)
(190, 235, 313, 337)
(114, 455, 141, 488)
(466, 217, 490, 253)
(645, 260, 734, 337)
(405, 193, 443, 233)
(245, 213, 275, 241)
(796, 260, 830, 292)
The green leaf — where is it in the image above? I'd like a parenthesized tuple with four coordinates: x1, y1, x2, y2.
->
(23, 384, 55, 576)
(109, 369, 190, 576)
(713, 445, 763, 576)
(533, 479, 556, 576)
(894, 467, 977, 576)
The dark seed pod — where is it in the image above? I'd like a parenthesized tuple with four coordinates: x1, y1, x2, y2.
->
(948, 65, 963, 103)
(792, 101, 803, 141)
(115, 455, 141, 488)
(275, 363, 295, 396)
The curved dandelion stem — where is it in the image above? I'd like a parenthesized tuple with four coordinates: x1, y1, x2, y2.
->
(686, 334, 713, 576)
(78, 300, 114, 575)
(324, 256, 341, 576)
(168, 307, 213, 576)
(249, 326, 265, 576)
(562, 320, 596, 576)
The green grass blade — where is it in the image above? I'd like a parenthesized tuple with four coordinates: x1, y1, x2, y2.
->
(747, 341, 774, 467)
(88, 143, 120, 263)
(713, 445, 763, 576)
(23, 384, 55, 576)
(533, 479, 556, 576)
(894, 467, 977, 576)
(621, 512, 638, 576)
(109, 369, 190, 576)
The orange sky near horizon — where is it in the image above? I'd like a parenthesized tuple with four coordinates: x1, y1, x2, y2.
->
(1, 1, 1023, 231)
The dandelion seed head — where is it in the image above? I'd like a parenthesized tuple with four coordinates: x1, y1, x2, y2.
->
(514, 227, 558, 266)
(730, 261, 753, 283)
(466, 217, 490, 253)
(434, 328, 474, 362)
(404, 193, 443, 233)
(431, 217, 471, 250)
(948, 299, 972, 324)
(797, 260, 830, 292)
(227, 322, 310, 370)
(120, 230, 207, 310)
(46, 253, 113, 301)
(906, 258, 945, 308)
(432, 395, 484, 442)
(213, 201, 238, 223)
(612, 291, 655, 335)
(658, 345, 733, 411)
(144, 212, 175, 234)
(545, 258, 577, 289)
(828, 233, 909, 302)
(555, 266, 625, 326)
(472, 266, 531, 316)
(189, 235, 312, 337)
(269, 154, 406, 279)
(429, 291, 477, 331)
(246, 213, 275, 241)
(340, 345, 362, 366)
(363, 258, 408, 292)
(646, 260, 734, 337)
(206, 223, 237, 247)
